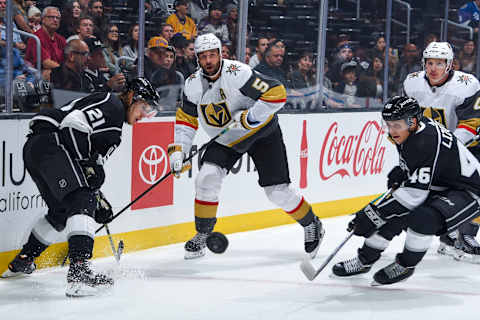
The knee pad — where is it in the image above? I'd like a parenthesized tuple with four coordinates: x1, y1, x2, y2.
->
(263, 183, 302, 212)
(195, 163, 226, 202)
(63, 188, 96, 218)
(32, 215, 61, 245)
(408, 205, 444, 235)
(404, 228, 433, 253)
(365, 232, 390, 251)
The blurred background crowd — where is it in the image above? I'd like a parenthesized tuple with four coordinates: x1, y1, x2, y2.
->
(1, 0, 480, 112)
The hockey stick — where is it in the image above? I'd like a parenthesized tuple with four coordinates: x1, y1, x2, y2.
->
(300, 190, 392, 281)
(105, 224, 123, 263)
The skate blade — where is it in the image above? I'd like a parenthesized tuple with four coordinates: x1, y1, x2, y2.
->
(453, 252, 480, 264)
(437, 244, 456, 257)
(370, 277, 409, 287)
(184, 248, 206, 260)
(1, 269, 28, 278)
(65, 282, 113, 297)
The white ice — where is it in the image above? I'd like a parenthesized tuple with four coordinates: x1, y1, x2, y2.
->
(1, 215, 479, 320)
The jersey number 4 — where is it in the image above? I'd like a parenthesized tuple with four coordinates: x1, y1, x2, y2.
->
(85, 108, 106, 128)
(458, 143, 480, 177)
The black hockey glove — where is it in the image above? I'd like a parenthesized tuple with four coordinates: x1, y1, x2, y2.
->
(387, 166, 407, 190)
(81, 154, 105, 190)
(94, 190, 114, 224)
(348, 203, 386, 237)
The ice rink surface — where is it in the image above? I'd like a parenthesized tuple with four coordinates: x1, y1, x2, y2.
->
(1, 215, 479, 320)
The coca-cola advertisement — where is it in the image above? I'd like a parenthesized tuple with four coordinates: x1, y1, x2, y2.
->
(319, 120, 387, 181)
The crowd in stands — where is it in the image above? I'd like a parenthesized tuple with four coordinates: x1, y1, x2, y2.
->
(0, 0, 480, 111)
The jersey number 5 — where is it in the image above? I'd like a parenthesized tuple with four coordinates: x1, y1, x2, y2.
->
(85, 108, 106, 128)
(252, 78, 269, 93)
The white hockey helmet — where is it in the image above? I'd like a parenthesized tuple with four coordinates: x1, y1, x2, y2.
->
(422, 41, 454, 73)
(194, 33, 222, 57)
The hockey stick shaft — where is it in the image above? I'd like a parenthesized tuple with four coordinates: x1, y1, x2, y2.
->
(95, 125, 233, 234)
(104, 224, 120, 262)
(300, 190, 393, 281)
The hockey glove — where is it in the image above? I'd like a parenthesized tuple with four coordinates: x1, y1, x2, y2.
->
(232, 109, 261, 130)
(81, 154, 105, 190)
(348, 203, 386, 237)
(387, 166, 407, 190)
(94, 190, 114, 224)
(167, 144, 191, 178)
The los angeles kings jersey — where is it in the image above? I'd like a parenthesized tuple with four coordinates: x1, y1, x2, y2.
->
(175, 59, 287, 152)
(403, 70, 480, 143)
(376, 118, 480, 217)
(29, 92, 125, 161)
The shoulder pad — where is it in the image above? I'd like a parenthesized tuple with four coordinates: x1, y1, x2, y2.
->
(222, 59, 253, 88)
(451, 71, 480, 96)
(184, 70, 203, 104)
(403, 71, 425, 93)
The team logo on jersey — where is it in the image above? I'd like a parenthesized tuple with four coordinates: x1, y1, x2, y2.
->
(226, 64, 241, 76)
(200, 101, 232, 127)
(421, 106, 447, 127)
(187, 73, 197, 82)
(58, 179, 67, 189)
(408, 71, 420, 78)
(457, 74, 472, 85)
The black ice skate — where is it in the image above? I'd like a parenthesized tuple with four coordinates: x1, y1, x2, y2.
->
(331, 256, 372, 277)
(185, 232, 209, 259)
(304, 216, 325, 259)
(437, 231, 457, 257)
(371, 260, 415, 286)
(65, 261, 114, 297)
(1, 254, 36, 278)
(454, 234, 480, 264)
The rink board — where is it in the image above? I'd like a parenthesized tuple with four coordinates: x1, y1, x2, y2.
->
(0, 112, 395, 272)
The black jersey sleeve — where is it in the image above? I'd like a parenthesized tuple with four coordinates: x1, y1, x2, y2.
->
(456, 89, 480, 136)
(239, 70, 287, 103)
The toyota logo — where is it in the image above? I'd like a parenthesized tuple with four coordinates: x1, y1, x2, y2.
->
(139, 145, 168, 185)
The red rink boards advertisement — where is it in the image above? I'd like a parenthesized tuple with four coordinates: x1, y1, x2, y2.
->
(131, 121, 174, 210)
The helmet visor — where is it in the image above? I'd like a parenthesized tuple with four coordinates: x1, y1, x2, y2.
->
(382, 118, 410, 133)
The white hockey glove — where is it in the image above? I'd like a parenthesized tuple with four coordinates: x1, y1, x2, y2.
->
(232, 109, 261, 130)
(167, 144, 191, 178)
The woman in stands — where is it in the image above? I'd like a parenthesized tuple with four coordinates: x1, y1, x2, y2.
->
(103, 23, 123, 77)
(122, 24, 139, 69)
(57, 1, 82, 39)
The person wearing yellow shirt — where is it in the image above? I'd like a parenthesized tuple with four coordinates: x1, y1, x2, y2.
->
(166, 0, 197, 40)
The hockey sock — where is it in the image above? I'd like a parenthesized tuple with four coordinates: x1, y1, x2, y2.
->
(358, 244, 383, 265)
(20, 233, 48, 258)
(288, 198, 315, 227)
(397, 249, 426, 267)
(68, 235, 94, 263)
(194, 199, 218, 233)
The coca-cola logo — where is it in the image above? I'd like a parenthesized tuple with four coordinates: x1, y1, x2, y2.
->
(319, 121, 386, 180)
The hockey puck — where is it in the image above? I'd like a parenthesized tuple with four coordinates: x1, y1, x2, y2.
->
(206, 232, 229, 254)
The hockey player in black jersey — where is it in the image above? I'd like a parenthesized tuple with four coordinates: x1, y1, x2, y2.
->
(332, 96, 480, 285)
(1, 77, 160, 297)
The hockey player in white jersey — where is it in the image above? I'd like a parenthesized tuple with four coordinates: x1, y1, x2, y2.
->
(168, 33, 324, 259)
(403, 41, 480, 262)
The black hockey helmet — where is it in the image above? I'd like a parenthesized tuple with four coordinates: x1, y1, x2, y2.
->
(382, 96, 422, 123)
(125, 77, 161, 107)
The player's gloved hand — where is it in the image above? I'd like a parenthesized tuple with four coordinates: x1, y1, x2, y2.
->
(387, 166, 407, 190)
(232, 109, 261, 130)
(94, 190, 114, 224)
(168, 144, 191, 178)
(347, 203, 386, 237)
(81, 153, 105, 190)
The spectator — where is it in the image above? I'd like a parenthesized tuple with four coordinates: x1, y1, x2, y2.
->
(249, 35, 268, 68)
(11, 0, 34, 34)
(175, 37, 197, 78)
(254, 40, 287, 86)
(135, 36, 168, 86)
(335, 61, 376, 102)
(453, 57, 463, 71)
(66, 15, 94, 42)
(368, 35, 385, 61)
(395, 43, 421, 94)
(79, 0, 90, 11)
(245, 45, 252, 64)
(159, 23, 175, 44)
(221, 43, 231, 59)
(102, 23, 122, 76)
(328, 43, 354, 86)
(0, 46, 35, 86)
(189, 0, 214, 23)
(198, 2, 229, 43)
(288, 50, 315, 89)
(57, 1, 82, 39)
(423, 33, 438, 50)
(27, 6, 41, 33)
(458, 0, 480, 33)
(361, 55, 384, 98)
(88, 0, 107, 41)
(25, 6, 66, 81)
(458, 40, 477, 74)
(166, 0, 197, 40)
(0, 16, 26, 50)
(83, 37, 126, 92)
(50, 39, 89, 91)
(385, 47, 400, 95)
(146, 0, 170, 20)
(224, 4, 238, 44)
(122, 23, 139, 63)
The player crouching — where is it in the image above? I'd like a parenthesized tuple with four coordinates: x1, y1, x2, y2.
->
(332, 96, 480, 285)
